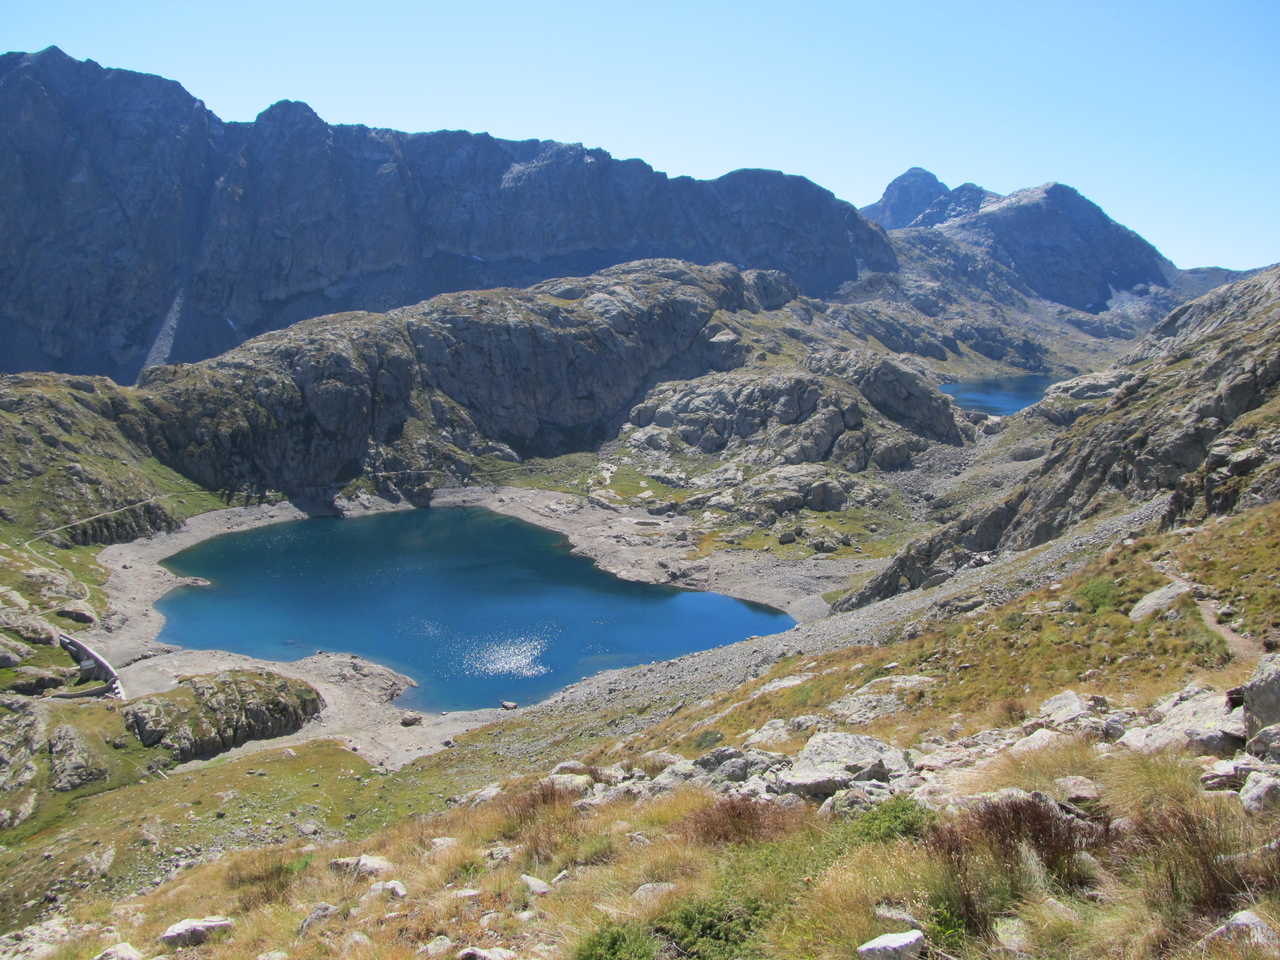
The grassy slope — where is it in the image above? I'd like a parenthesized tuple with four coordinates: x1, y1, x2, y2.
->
(10, 502, 1272, 959)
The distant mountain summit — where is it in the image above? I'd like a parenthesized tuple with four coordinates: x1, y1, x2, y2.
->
(0, 47, 895, 382)
(859, 167, 949, 228)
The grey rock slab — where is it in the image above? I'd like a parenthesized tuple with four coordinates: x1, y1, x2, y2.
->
(298, 902, 337, 934)
(522, 873, 552, 896)
(632, 882, 677, 904)
(1241, 655, 1280, 737)
(856, 929, 925, 958)
(1240, 772, 1280, 815)
(1127, 581, 1191, 621)
(1198, 909, 1280, 950)
(456, 949, 518, 960)
(1117, 684, 1242, 758)
(329, 854, 394, 877)
(92, 946, 144, 960)
(158, 916, 233, 947)
(422, 935, 453, 956)
(1248, 723, 1280, 762)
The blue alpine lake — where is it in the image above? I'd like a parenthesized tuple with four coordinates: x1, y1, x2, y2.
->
(940, 374, 1056, 416)
(156, 507, 793, 711)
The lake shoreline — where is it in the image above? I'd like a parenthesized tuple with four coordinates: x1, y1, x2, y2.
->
(84, 487, 865, 768)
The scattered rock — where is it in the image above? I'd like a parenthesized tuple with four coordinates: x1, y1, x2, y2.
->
(158, 916, 233, 947)
(632, 882, 677, 904)
(456, 948, 518, 960)
(92, 946, 144, 960)
(1054, 776, 1100, 803)
(422, 935, 453, 956)
(368, 879, 408, 899)
(1198, 909, 1280, 950)
(328, 854, 394, 877)
(298, 903, 337, 934)
(522, 874, 552, 896)
(1240, 772, 1280, 815)
(1127, 582, 1190, 621)
(1240, 655, 1280, 737)
(856, 929, 925, 958)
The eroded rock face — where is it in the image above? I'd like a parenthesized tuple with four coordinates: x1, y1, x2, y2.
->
(124, 670, 324, 762)
(48, 723, 106, 791)
(0, 47, 895, 381)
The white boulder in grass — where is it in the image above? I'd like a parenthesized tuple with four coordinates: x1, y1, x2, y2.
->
(1198, 909, 1280, 949)
(158, 916, 234, 947)
(522, 873, 553, 895)
(328, 853, 395, 877)
(856, 929, 925, 958)
(91, 946, 144, 960)
(1240, 772, 1280, 815)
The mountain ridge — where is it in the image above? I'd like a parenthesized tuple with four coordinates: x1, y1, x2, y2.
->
(0, 47, 895, 382)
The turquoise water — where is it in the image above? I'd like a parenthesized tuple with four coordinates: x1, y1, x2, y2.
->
(940, 374, 1055, 415)
(156, 508, 793, 711)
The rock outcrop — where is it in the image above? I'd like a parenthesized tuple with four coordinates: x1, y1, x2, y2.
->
(123, 670, 324, 762)
(0, 47, 895, 382)
(842, 266, 1280, 607)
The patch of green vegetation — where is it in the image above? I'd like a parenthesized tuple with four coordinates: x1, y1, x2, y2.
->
(847, 795, 935, 843)
(1177, 501, 1280, 645)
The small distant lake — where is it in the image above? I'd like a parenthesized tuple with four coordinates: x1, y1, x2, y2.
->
(940, 374, 1056, 416)
(156, 508, 792, 711)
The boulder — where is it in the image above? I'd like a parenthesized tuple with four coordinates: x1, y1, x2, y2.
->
(778, 732, 911, 800)
(298, 902, 337, 934)
(522, 874, 552, 896)
(817, 782, 896, 818)
(158, 916, 233, 947)
(828, 675, 933, 725)
(368, 879, 408, 899)
(1242, 656, 1280, 737)
(1198, 909, 1280, 950)
(1054, 776, 1101, 803)
(856, 929, 925, 959)
(1247, 724, 1280, 762)
(1117, 685, 1243, 757)
(48, 724, 107, 792)
(0, 636, 32, 668)
(632, 882, 677, 904)
(1037, 690, 1106, 728)
(423, 935, 454, 957)
(1008, 729, 1069, 755)
(1240, 772, 1280, 815)
(457, 949, 518, 960)
(329, 854, 394, 877)
(1201, 757, 1280, 791)
(1127, 582, 1191, 621)
(544, 773, 594, 794)
(92, 946, 144, 960)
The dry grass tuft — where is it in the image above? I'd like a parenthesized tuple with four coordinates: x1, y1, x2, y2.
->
(679, 795, 801, 846)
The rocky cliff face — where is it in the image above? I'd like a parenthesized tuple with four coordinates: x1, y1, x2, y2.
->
(0, 47, 896, 383)
(841, 266, 1280, 608)
(123, 670, 324, 762)
(0, 260, 978, 540)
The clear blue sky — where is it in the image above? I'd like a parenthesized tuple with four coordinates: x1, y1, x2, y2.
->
(9, 0, 1278, 270)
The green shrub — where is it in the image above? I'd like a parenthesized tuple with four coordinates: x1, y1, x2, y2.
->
(655, 896, 768, 960)
(572, 923, 657, 960)
(848, 796, 936, 843)
(1075, 577, 1119, 613)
